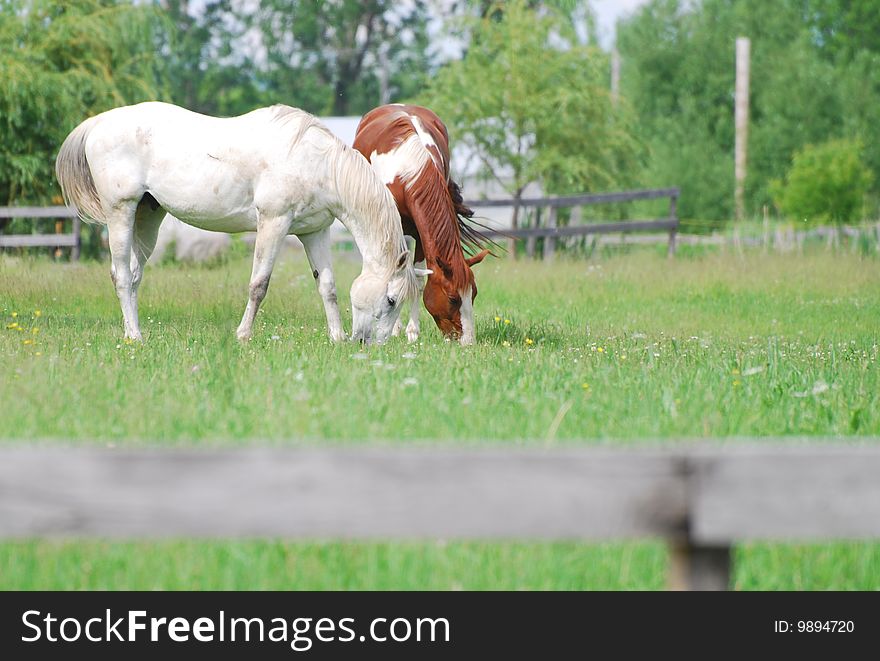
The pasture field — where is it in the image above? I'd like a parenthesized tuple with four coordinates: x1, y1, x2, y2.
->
(1, 247, 879, 589)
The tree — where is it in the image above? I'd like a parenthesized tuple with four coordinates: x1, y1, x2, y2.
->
(0, 0, 168, 207)
(244, 0, 434, 116)
(419, 0, 639, 251)
(156, 0, 262, 117)
(771, 138, 873, 225)
(617, 0, 880, 224)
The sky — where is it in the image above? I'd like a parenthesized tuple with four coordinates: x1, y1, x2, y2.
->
(592, 0, 650, 48)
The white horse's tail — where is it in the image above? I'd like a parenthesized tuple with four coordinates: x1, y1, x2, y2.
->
(55, 115, 105, 224)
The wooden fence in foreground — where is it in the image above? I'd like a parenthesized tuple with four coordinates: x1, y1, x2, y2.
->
(465, 187, 680, 258)
(1, 443, 878, 590)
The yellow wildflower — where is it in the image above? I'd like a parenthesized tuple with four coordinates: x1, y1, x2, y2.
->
(494, 316, 501, 322)
(34, 310, 41, 317)
(525, 338, 534, 345)
(31, 327, 39, 335)
(23, 339, 34, 345)
(582, 383, 591, 390)
(11, 312, 17, 318)
(504, 319, 511, 325)
(502, 341, 510, 347)
(733, 380, 741, 387)
(597, 347, 605, 353)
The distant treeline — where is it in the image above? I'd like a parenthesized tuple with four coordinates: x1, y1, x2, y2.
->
(2, 0, 878, 228)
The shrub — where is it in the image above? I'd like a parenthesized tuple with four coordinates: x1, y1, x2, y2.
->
(771, 138, 873, 225)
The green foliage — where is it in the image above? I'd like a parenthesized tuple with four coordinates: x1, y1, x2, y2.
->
(420, 0, 639, 198)
(618, 0, 880, 224)
(0, 0, 168, 206)
(771, 139, 873, 225)
(156, 1, 261, 117)
(242, 0, 433, 116)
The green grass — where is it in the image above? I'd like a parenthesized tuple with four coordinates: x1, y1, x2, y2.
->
(1, 248, 879, 589)
(2, 250, 878, 442)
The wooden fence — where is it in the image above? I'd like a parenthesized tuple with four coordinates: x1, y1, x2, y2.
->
(0, 187, 680, 262)
(1, 443, 878, 590)
(464, 187, 680, 258)
(0, 206, 81, 260)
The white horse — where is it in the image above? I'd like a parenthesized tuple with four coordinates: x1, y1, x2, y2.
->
(56, 101, 428, 343)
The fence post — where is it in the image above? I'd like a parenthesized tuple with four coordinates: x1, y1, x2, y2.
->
(71, 215, 82, 261)
(667, 193, 678, 257)
(544, 207, 557, 261)
(526, 207, 539, 259)
(665, 453, 731, 591)
(668, 541, 732, 591)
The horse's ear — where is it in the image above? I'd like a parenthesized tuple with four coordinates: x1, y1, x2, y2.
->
(395, 249, 409, 271)
(465, 249, 491, 267)
(434, 257, 453, 279)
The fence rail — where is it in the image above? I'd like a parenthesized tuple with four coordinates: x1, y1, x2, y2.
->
(1, 442, 878, 590)
(0, 206, 81, 260)
(2, 188, 678, 261)
(465, 187, 680, 258)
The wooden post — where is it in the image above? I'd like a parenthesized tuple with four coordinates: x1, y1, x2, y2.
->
(510, 194, 522, 259)
(71, 215, 82, 261)
(526, 207, 539, 259)
(611, 48, 621, 108)
(544, 206, 557, 261)
(668, 541, 732, 591)
(667, 193, 678, 257)
(54, 219, 64, 259)
(734, 37, 750, 222)
(762, 205, 769, 254)
(570, 205, 583, 254)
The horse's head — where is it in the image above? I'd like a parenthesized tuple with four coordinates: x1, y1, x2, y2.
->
(423, 249, 490, 345)
(350, 247, 428, 345)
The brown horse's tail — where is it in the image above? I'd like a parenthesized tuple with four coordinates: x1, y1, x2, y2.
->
(447, 178, 503, 256)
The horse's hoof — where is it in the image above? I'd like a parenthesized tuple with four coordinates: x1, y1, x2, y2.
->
(391, 320, 403, 337)
(329, 330, 347, 343)
(406, 324, 419, 344)
(236, 330, 252, 342)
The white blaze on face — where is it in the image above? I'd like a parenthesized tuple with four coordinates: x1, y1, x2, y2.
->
(459, 285, 475, 346)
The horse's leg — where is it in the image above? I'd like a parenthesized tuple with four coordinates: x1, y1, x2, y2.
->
(129, 205, 166, 333)
(105, 203, 141, 340)
(406, 258, 428, 343)
(299, 228, 346, 343)
(236, 213, 292, 341)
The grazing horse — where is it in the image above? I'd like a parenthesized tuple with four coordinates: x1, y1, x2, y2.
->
(56, 102, 423, 344)
(353, 104, 491, 345)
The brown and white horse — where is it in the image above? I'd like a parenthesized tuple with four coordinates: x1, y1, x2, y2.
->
(353, 104, 490, 345)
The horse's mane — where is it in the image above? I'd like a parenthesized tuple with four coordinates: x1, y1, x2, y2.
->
(270, 104, 408, 270)
(313, 122, 419, 300)
(446, 178, 500, 256)
(406, 163, 471, 291)
(270, 105, 323, 154)
(387, 113, 496, 290)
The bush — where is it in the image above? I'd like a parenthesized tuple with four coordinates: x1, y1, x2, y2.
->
(771, 138, 874, 225)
